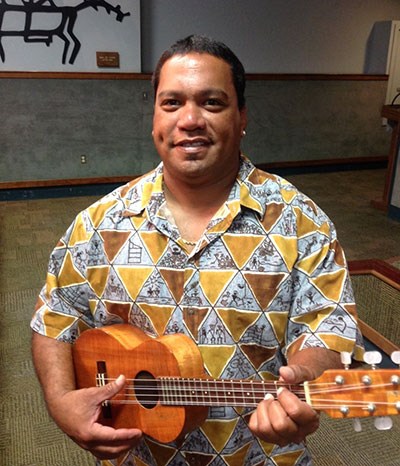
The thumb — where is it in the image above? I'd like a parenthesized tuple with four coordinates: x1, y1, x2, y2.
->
(95, 374, 126, 403)
(279, 365, 314, 384)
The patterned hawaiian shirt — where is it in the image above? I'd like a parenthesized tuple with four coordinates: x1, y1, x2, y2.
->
(31, 155, 364, 466)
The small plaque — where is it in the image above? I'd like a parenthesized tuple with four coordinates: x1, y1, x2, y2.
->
(96, 52, 120, 68)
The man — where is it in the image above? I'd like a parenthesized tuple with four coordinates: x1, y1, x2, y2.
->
(31, 35, 364, 466)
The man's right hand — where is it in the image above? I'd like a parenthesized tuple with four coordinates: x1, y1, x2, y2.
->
(32, 332, 142, 460)
(51, 374, 143, 460)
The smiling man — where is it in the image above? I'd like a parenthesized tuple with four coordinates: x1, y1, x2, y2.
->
(31, 35, 363, 466)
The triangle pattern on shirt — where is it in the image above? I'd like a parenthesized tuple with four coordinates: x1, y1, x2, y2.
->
(222, 234, 265, 269)
(115, 266, 153, 301)
(243, 271, 287, 310)
(200, 418, 238, 453)
(199, 270, 236, 306)
(58, 250, 86, 287)
(240, 343, 277, 370)
(199, 345, 236, 378)
(87, 199, 118, 229)
(222, 441, 252, 466)
(311, 268, 346, 302)
(216, 308, 260, 342)
(139, 231, 169, 264)
(140, 303, 175, 336)
(99, 230, 132, 263)
(159, 269, 185, 303)
(137, 269, 177, 306)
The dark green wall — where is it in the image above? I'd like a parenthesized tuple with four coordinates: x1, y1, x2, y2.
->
(0, 78, 390, 183)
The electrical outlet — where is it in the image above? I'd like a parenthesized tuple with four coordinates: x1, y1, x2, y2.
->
(80, 155, 87, 164)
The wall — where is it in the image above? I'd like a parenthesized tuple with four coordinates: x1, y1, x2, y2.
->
(2, 0, 400, 184)
(0, 77, 389, 183)
(141, 0, 400, 74)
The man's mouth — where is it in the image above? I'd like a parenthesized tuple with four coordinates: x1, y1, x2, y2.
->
(174, 138, 211, 148)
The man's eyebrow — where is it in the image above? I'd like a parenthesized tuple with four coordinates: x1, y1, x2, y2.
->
(157, 89, 230, 99)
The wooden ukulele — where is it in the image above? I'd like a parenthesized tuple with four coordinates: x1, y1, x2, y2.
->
(73, 324, 400, 444)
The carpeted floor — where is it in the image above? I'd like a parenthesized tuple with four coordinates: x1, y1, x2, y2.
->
(1, 168, 399, 466)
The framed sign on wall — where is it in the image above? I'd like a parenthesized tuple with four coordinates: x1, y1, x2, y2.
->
(0, 0, 141, 73)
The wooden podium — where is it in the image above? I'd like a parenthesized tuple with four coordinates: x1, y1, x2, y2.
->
(372, 105, 400, 210)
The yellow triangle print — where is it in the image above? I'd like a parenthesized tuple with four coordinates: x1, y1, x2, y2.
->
(216, 308, 260, 341)
(67, 213, 89, 246)
(200, 270, 236, 306)
(319, 333, 357, 353)
(128, 215, 147, 230)
(296, 243, 329, 276)
(86, 266, 110, 298)
(139, 231, 169, 264)
(272, 448, 303, 465)
(223, 441, 251, 466)
(199, 345, 236, 378)
(223, 234, 265, 269)
(292, 305, 335, 332)
(87, 199, 118, 229)
(140, 303, 174, 336)
(257, 439, 275, 456)
(269, 235, 297, 271)
(293, 206, 330, 238)
(59, 251, 86, 287)
(267, 311, 289, 344)
(311, 269, 346, 302)
(43, 310, 77, 338)
(200, 418, 238, 453)
(115, 266, 153, 301)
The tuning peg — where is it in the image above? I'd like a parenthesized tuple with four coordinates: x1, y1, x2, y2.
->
(340, 351, 352, 369)
(363, 351, 382, 368)
(353, 418, 362, 432)
(391, 351, 400, 366)
(374, 416, 393, 431)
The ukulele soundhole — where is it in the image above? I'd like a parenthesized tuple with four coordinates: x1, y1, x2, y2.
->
(134, 371, 159, 409)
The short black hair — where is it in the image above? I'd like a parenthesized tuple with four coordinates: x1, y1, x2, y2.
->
(152, 35, 246, 110)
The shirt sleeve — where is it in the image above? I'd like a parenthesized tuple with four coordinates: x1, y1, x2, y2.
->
(30, 211, 95, 343)
(283, 194, 364, 362)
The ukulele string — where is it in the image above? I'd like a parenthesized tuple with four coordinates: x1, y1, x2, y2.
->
(97, 377, 396, 409)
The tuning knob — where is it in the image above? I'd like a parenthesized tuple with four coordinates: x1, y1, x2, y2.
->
(340, 351, 352, 369)
(353, 418, 362, 432)
(391, 351, 400, 366)
(363, 351, 382, 368)
(374, 416, 393, 431)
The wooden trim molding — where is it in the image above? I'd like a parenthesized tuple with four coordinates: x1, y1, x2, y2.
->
(348, 259, 400, 291)
(0, 156, 388, 191)
(0, 72, 152, 80)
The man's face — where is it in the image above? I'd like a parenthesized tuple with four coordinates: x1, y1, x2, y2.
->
(152, 53, 247, 184)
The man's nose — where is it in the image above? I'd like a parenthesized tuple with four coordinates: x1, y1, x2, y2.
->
(177, 103, 206, 130)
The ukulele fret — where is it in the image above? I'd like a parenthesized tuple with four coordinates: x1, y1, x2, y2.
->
(158, 378, 266, 406)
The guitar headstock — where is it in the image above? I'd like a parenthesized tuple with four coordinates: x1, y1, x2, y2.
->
(306, 351, 400, 420)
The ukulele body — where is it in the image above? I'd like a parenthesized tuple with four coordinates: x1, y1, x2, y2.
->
(73, 324, 209, 443)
